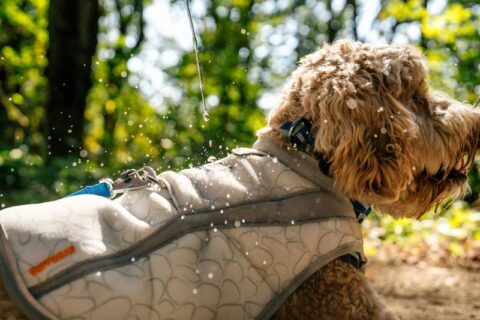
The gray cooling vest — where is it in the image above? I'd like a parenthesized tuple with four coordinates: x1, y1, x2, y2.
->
(0, 136, 365, 320)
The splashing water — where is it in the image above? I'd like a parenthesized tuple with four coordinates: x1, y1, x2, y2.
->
(185, 0, 209, 122)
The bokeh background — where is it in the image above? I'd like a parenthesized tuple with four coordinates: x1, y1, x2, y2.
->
(0, 1, 480, 316)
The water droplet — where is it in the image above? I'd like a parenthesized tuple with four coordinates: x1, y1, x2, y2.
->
(263, 260, 267, 265)
(226, 193, 230, 198)
(207, 156, 217, 162)
(380, 128, 387, 134)
(192, 288, 198, 295)
(213, 228, 218, 232)
(1, 204, 5, 208)
(234, 220, 241, 228)
(208, 273, 213, 279)
(202, 112, 210, 122)
(181, 215, 185, 220)
(377, 107, 384, 112)
(346, 99, 357, 109)
(96, 271, 102, 276)
(272, 157, 278, 163)
(131, 257, 136, 262)
(291, 220, 295, 225)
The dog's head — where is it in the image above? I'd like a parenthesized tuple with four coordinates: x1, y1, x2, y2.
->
(262, 40, 480, 218)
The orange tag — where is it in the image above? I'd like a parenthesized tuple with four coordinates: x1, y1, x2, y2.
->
(29, 245, 76, 276)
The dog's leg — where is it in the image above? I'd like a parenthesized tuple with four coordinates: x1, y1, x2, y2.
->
(272, 258, 399, 320)
(0, 279, 27, 319)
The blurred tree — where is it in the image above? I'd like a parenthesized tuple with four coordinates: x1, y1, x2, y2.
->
(161, 0, 265, 162)
(46, 0, 100, 157)
(100, 0, 146, 151)
(82, 0, 156, 166)
(0, 0, 48, 151)
(156, 0, 362, 166)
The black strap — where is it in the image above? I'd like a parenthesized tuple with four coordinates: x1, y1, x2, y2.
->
(279, 117, 314, 151)
(339, 253, 363, 270)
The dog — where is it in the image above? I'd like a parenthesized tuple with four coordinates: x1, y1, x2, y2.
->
(0, 40, 478, 320)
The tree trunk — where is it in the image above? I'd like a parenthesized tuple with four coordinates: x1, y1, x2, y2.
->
(46, 0, 99, 157)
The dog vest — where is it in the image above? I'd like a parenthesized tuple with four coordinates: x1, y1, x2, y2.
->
(0, 136, 366, 320)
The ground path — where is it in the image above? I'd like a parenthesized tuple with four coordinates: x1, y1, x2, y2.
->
(368, 260, 480, 320)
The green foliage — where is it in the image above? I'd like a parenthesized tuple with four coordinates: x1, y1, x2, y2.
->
(364, 202, 480, 259)
(0, 0, 48, 151)
(380, 0, 480, 101)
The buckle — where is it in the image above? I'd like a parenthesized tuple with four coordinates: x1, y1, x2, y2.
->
(111, 166, 165, 193)
(286, 117, 313, 151)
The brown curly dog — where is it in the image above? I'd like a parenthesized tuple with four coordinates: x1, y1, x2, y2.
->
(258, 40, 480, 319)
(1, 40, 479, 320)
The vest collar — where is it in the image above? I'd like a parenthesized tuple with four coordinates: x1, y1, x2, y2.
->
(253, 135, 336, 192)
(253, 134, 372, 223)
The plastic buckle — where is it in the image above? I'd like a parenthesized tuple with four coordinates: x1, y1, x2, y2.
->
(287, 117, 313, 151)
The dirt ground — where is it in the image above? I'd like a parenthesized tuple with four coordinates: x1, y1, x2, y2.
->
(367, 260, 480, 320)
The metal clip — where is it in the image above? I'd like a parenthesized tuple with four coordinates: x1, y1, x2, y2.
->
(111, 166, 163, 194)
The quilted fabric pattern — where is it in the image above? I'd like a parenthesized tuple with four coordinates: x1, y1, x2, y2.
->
(40, 219, 361, 320)
(0, 137, 364, 319)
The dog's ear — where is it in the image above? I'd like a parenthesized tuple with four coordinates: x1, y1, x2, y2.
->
(315, 90, 419, 205)
(301, 41, 427, 206)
